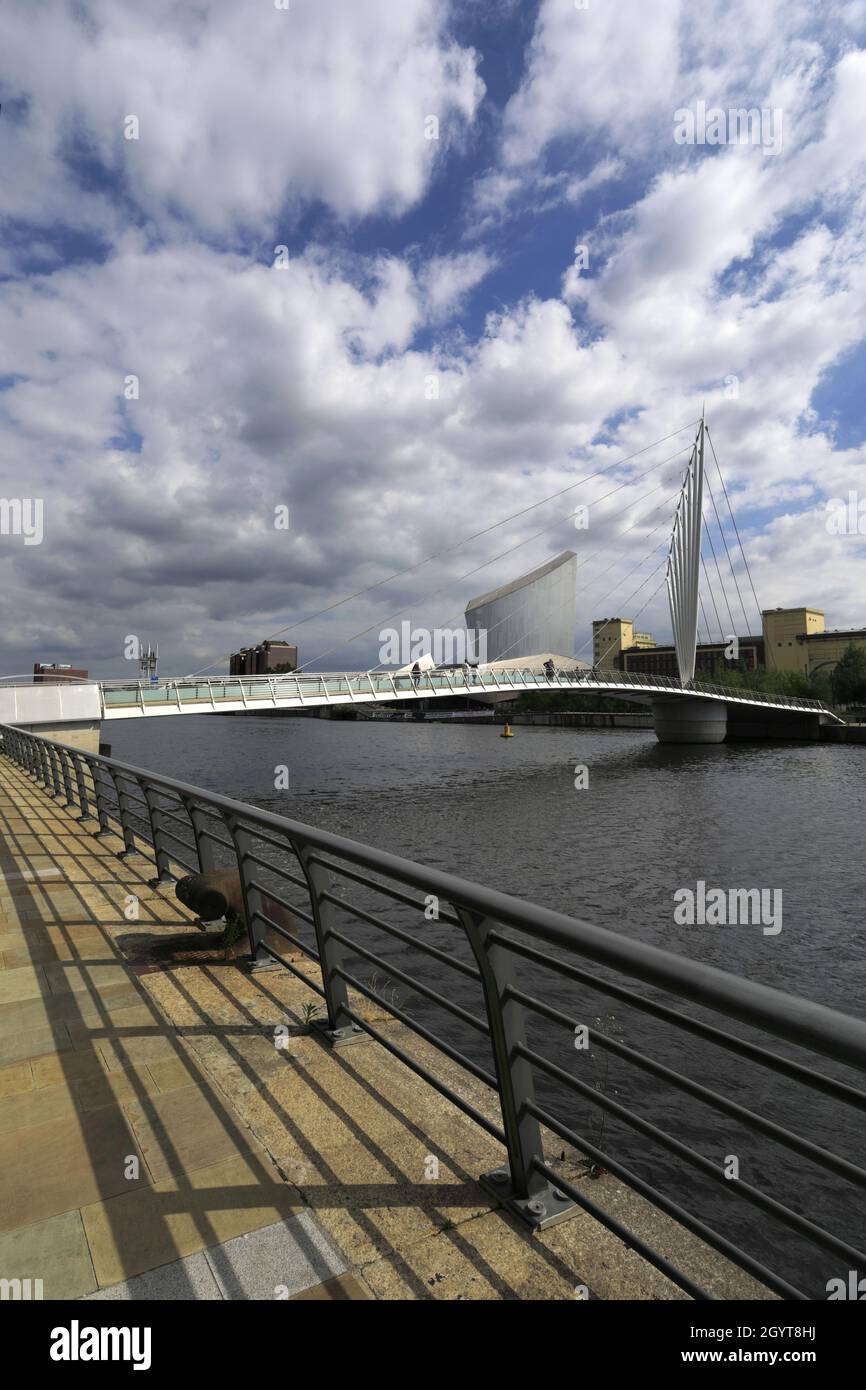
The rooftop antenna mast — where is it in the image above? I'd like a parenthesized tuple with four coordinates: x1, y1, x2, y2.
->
(139, 642, 159, 685)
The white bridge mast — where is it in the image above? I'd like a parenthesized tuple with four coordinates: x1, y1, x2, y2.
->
(666, 417, 705, 685)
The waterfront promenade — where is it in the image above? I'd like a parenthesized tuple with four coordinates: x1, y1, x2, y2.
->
(0, 755, 772, 1300)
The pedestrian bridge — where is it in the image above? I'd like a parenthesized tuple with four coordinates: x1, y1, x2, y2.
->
(0, 417, 846, 746)
(0, 666, 843, 746)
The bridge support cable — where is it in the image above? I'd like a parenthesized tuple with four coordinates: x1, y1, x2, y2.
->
(706, 426, 773, 667)
(421, 483, 681, 675)
(704, 473, 752, 635)
(698, 598, 713, 647)
(701, 513, 737, 636)
(184, 421, 701, 680)
(570, 497, 678, 597)
(366, 488, 681, 674)
(700, 557, 725, 640)
(485, 541, 669, 673)
(573, 556, 670, 670)
(666, 421, 705, 684)
(297, 448, 692, 675)
(588, 572, 670, 670)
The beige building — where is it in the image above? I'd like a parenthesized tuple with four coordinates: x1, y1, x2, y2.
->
(762, 607, 866, 678)
(592, 619, 655, 671)
(762, 608, 824, 673)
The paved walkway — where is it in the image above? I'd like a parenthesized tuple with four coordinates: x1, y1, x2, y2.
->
(0, 754, 772, 1300)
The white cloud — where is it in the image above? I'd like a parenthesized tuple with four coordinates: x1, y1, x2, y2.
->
(501, 0, 682, 166)
(0, 0, 484, 242)
(417, 250, 496, 323)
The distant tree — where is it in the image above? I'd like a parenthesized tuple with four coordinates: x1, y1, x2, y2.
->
(831, 644, 866, 705)
(271, 662, 297, 674)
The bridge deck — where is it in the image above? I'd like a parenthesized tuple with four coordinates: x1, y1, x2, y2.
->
(95, 669, 839, 722)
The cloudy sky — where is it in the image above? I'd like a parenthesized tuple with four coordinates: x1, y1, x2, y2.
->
(1, 0, 865, 678)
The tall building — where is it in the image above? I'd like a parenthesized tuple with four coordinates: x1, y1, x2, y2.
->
(464, 551, 577, 663)
(595, 605, 866, 681)
(592, 619, 655, 671)
(763, 608, 866, 678)
(229, 641, 298, 675)
(33, 662, 89, 683)
(620, 637, 763, 678)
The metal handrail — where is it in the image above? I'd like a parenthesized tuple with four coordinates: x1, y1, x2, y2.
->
(85, 666, 840, 718)
(1, 722, 863, 1301)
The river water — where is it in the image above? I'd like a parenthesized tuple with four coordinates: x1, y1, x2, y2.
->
(107, 713, 866, 1297)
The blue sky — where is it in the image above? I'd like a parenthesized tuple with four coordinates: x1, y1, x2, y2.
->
(1, 0, 865, 676)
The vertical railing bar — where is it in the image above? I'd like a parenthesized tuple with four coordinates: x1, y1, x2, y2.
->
(143, 783, 178, 886)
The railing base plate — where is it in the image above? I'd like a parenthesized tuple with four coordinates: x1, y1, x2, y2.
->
(117, 849, 141, 861)
(247, 955, 282, 974)
(310, 1019, 367, 1048)
(147, 875, 177, 889)
(479, 1169, 578, 1231)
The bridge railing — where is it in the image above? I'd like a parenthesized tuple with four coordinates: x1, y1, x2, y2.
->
(92, 666, 835, 717)
(1, 722, 863, 1300)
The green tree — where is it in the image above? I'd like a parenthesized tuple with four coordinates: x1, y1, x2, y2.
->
(831, 643, 866, 705)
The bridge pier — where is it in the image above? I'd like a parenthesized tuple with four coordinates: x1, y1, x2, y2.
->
(10, 720, 102, 753)
(651, 696, 727, 745)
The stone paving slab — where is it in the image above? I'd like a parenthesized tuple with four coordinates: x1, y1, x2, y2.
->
(84, 1250, 222, 1301)
(290, 1273, 374, 1300)
(80, 1152, 306, 1288)
(0, 1020, 73, 1067)
(85, 1216, 360, 1301)
(0, 1209, 97, 1300)
(203, 1213, 347, 1299)
(0, 1105, 148, 1234)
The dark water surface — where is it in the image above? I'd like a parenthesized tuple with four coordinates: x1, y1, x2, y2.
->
(107, 714, 866, 1296)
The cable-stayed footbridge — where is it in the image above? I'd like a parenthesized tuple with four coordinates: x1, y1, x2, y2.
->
(0, 418, 843, 745)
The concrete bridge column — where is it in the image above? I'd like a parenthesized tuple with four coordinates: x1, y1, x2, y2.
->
(13, 721, 102, 754)
(651, 696, 727, 745)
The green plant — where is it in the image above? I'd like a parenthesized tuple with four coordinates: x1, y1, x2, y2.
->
(221, 908, 247, 958)
(300, 1002, 320, 1027)
(831, 643, 866, 705)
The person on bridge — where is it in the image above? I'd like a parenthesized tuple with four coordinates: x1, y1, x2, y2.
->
(411, 662, 422, 689)
(543, 658, 555, 680)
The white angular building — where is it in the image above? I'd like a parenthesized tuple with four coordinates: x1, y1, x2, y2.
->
(464, 551, 578, 664)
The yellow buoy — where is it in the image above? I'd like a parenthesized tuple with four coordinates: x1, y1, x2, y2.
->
(500, 722, 514, 738)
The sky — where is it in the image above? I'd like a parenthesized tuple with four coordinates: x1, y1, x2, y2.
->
(1, 0, 865, 678)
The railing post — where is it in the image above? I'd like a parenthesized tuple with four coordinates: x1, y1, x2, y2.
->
(35, 738, 50, 786)
(293, 842, 364, 1045)
(46, 742, 64, 798)
(57, 747, 76, 808)
(181, 796, 219, 873)
(229, 820, 271, 970)
(71, 751, 93, 821)
(143, 785, 177, 887)
(25, 735, 38, 777)
(456, 906, 576, 1230)
(90, 764, 114, 836)
(109, 770, 140, 859)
